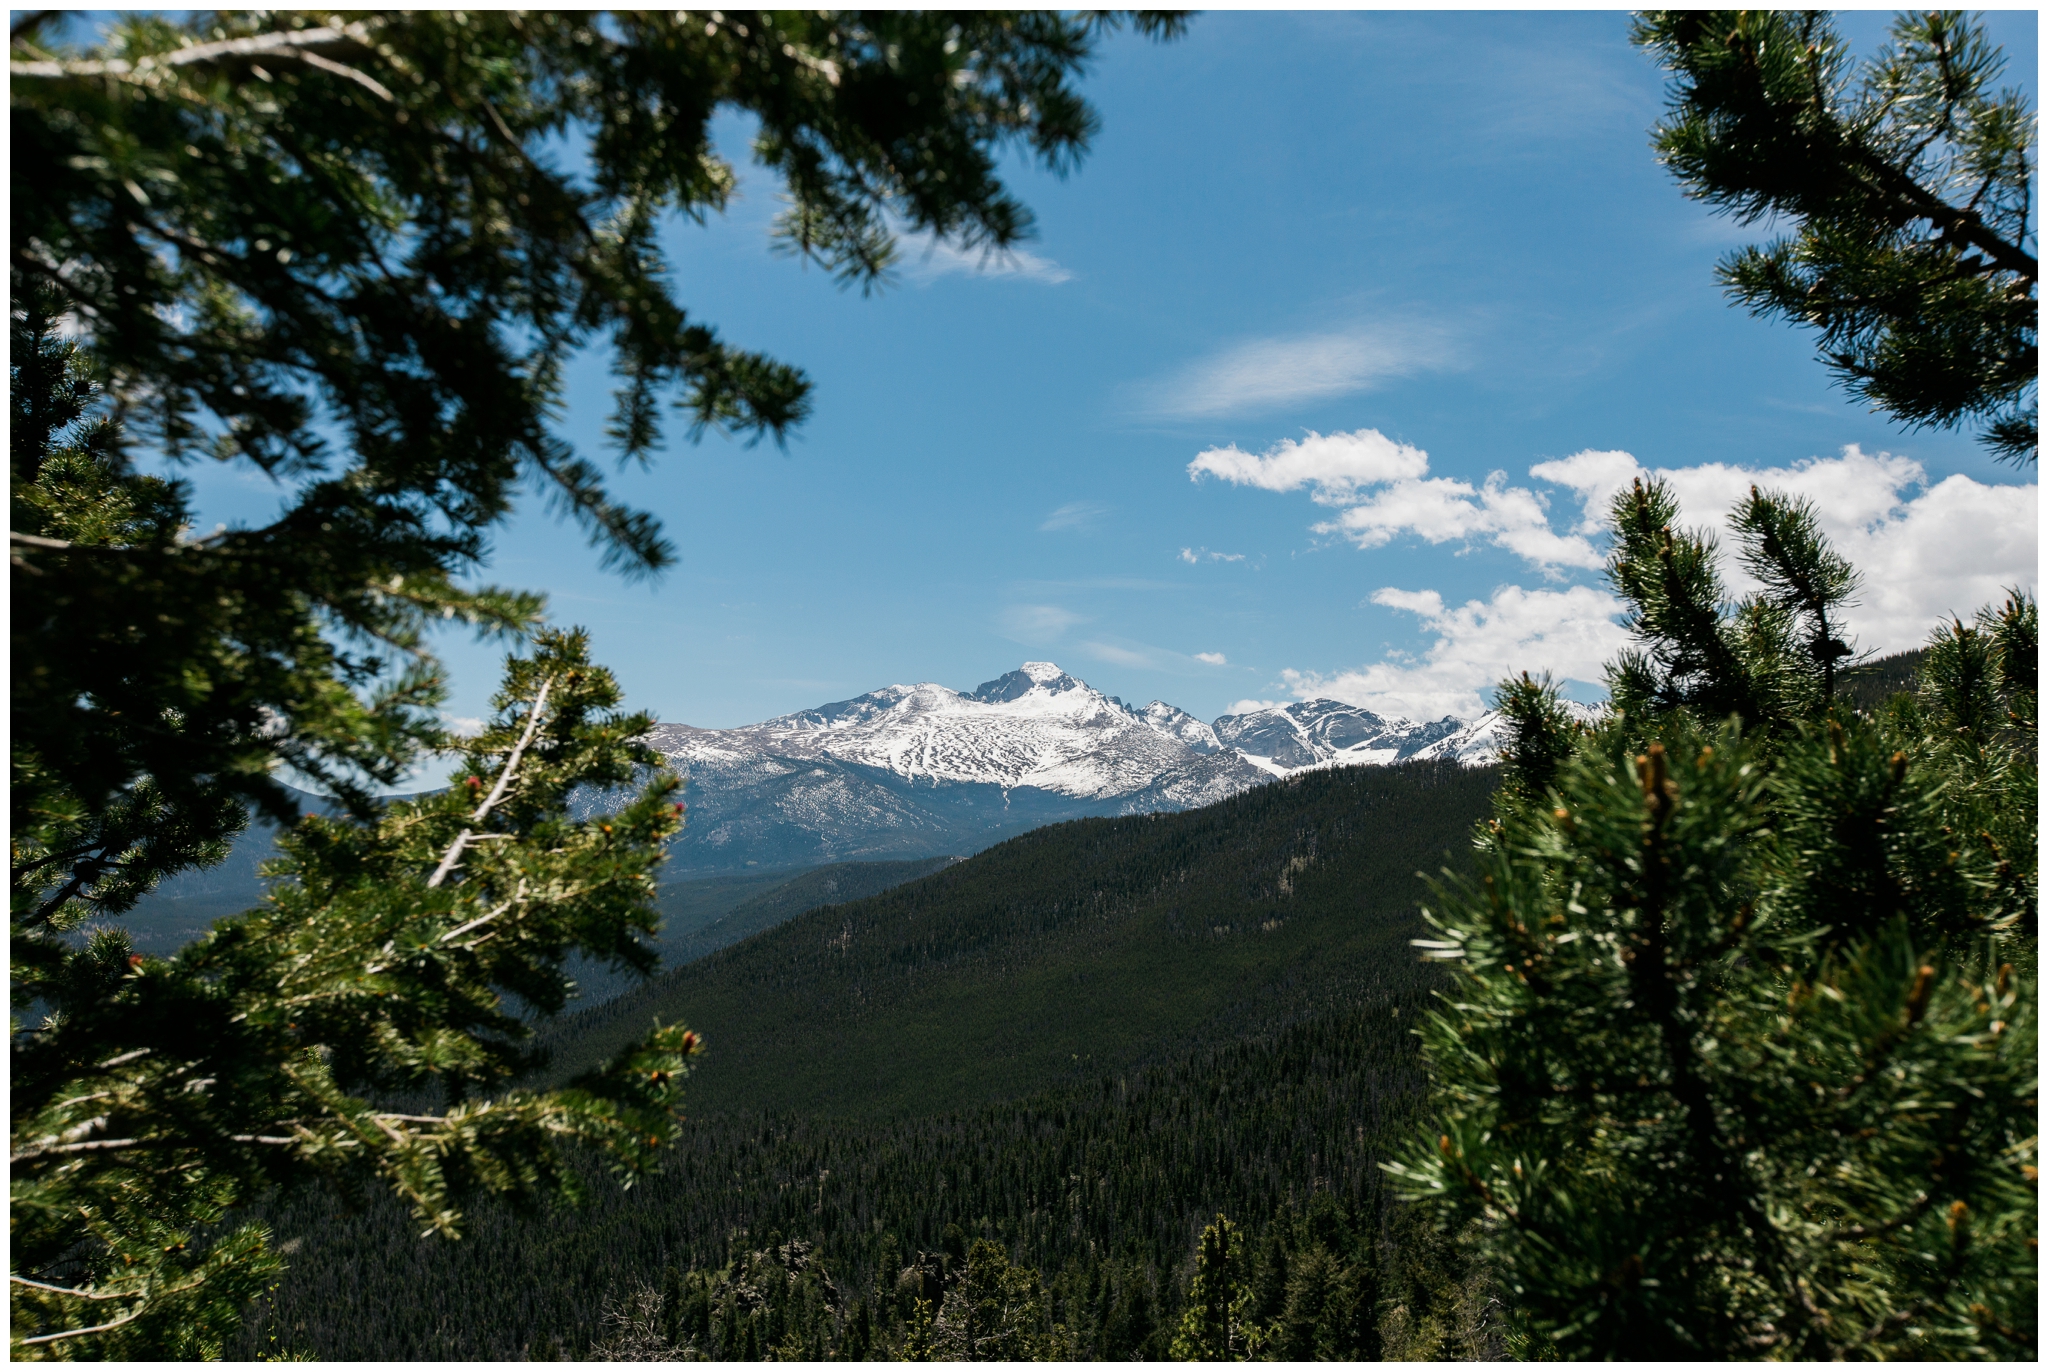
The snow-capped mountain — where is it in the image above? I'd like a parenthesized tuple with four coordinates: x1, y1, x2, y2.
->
(1212, 700, 1467, 777)
(651, 663, 1260, 806)
(644, 662, 1583, 874)
(1136, 700, 1223, 754)
(644, 664, 1264, 873)
(1403, 700, 1608, 768)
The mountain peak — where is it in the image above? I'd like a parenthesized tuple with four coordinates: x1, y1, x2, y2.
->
(968, 662, 1082, 704)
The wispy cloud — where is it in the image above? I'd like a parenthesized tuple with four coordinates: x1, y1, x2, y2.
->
(1076, 638, 1239, 675)
(1139, 323, 1458, 418)
(1040, 501, 1109, 532)
(999, 604, 1083, 645)
(899, 234, 1074, 285)
(1178, 546, 1246, 564)
(1079, 640, 1154, 668)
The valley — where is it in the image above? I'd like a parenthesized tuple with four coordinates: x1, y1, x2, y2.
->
(547, 760, 1497, 1117)
(233, 759, 1501, 1359)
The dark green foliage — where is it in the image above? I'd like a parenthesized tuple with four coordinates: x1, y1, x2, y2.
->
(664, 856, 962, 969)
(219, 765, 1497, 1359)
(1730, 486, 1860, 701)
(11, 288, 469, 943)
(11, 634, 703, 1357)
(1394, 483, 2037, 1357)
(1630, 8, 2031, 464)
(1910, 592, 2039, 940)
(546, 761, 1500, 1116)
(1633, 10, 2037, 463)
(563, 858, 961, 1009)
(1606, 477, 1801, 734)
(1605, 478, 1870, 742)
(232, 996, 1460, 1360)
(1491, 672, 1592, 811)
(1836, 646, 1926, 714)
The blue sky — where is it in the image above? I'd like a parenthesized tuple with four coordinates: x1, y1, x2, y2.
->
(160, 10, 2038, 733)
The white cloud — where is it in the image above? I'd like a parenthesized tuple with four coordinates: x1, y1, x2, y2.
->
(1193, 651, 1228, 666)
(1193, 428, 1602, 572)
(1252, 447, 2033, 722)
(1310, 470, 1602, 571)
(1283, 583, 1631, 721)
(1179, 545, 1247, 564)
(1840, 473, 2039, 654)
(441, 714, 487, 738)
(1196, 430, 2034, 651)
(1528, 445, 2038, 655)
(1226, 697, 1286, 715)
(1040, 501, 1108, 532)
(1143, 324, 1457, 418)
(900, 234, 1073, 285)
(1000, 604, 1082, 644)
(1530, 445, 1925, 545)
(1190, 428, 1429, 501)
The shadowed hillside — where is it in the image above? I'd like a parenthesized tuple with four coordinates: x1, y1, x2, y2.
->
(546, 760, 1497, 1117)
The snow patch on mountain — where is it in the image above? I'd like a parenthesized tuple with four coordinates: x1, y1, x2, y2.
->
(1136, 700, 1223, 754)
(1211, 699, 1465, 777)
(1407, 700, 1608, 768)
(647, 662, 1263, 810)
(643, 662, 1600, 873)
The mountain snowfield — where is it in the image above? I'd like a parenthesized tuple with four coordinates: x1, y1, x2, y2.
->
(645, 663, 1571, 874)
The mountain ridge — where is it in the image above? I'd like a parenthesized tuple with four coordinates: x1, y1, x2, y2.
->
(648, 661, 1548, 873)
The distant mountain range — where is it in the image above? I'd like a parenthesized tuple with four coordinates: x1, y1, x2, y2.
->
(649, 661, 1539, 874)
(110, 664, 1565, 930)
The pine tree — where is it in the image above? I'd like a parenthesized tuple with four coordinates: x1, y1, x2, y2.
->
(1632, 11, 2037, 464)
(925, 1238, 1059, 1361)
(10, 10, 1183, 1358)
(1391, 480, 2037, 1358)
(11, 631, 702, 1356)
(1170, 1214, 1260, 1360)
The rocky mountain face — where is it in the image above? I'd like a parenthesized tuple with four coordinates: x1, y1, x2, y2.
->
(645, 662, 1563, 875)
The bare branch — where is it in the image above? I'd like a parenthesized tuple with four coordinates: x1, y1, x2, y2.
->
(10, 530, 74, 550)
(9, 1275, 132, 1302)
(11, 1136, 141, 1163)
(440, 883, 523, 945)
(426, 675, 553, 889)
(16, 1305, 147, 1347)
(11, 25, 395, 103)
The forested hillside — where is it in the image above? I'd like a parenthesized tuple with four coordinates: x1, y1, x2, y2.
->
(547, 761, 1497, 1116)
(665, 856, 962, 966)
(231, 761, 1499, 1359)
(1835, 646, 1926, 712)
(235, 998, 1487, 1361)
(571, 857, 961, 1006)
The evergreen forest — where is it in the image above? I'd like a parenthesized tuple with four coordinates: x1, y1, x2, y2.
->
(233, 761, 1503, 1359)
